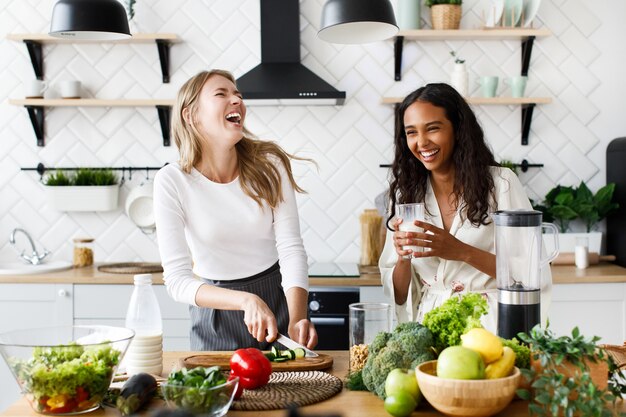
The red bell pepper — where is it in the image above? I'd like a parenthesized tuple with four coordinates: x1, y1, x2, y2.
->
(229, 348, 272, 390)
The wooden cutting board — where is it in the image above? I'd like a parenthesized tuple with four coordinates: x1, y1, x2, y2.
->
(181, 351, 334, 372)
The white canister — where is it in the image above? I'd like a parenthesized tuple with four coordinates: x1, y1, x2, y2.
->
(450, 63, 468, 97)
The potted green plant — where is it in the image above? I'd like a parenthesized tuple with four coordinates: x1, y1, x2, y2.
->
(44, 169, 119, 212)
(517, 326, 625, 417)
(533, 182, 619, 254)
(425, 0, 462, 30)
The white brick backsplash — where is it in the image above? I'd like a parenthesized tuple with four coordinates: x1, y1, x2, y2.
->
(0, 0, 619, 266)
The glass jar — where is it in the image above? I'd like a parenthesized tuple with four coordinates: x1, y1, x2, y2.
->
(73, 238, 94, 267)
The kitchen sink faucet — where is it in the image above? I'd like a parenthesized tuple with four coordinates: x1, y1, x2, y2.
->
(9, 228, 50, 265)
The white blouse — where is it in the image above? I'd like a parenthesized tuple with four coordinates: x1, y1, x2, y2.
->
(153, 161, 309, 307)
(379, 167, 552, 333)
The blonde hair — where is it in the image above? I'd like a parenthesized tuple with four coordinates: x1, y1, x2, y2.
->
(172, 69, 309, 208)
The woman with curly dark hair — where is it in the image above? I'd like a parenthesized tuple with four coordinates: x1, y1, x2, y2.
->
(378, 83, 552, 332)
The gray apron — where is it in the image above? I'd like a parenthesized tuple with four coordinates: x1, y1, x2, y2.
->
(189, 261, 289, 351)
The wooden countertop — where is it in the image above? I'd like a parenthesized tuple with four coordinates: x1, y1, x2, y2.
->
(0, 264, 382, 286)
(6, 350, 623, 417)
(1, 263, 626, 285)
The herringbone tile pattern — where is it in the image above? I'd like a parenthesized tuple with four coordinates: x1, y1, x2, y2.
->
(0, 0, 607, 263)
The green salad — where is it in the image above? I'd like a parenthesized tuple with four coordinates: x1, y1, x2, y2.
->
(162, 366, 233, 413)
(13, 342, 121, 414)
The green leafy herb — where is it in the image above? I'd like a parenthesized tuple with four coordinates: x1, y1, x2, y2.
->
(517, 326, 626, 417)
(425, 0, 462, 7)
(532, 182, 619, 232)
(162, 367, 229, 413)
(44, 169, 118, 186)
(449, 50, 465, 64)
(500, 337, 530, 369)
(345, 369, 368, 391)
(422, 292, 488, 353)
(44, 170, 72, 186)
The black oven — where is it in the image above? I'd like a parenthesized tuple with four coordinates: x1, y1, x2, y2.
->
(308, 287, 360, 350)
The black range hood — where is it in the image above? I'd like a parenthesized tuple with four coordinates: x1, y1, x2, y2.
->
(236, 0, 346, 106)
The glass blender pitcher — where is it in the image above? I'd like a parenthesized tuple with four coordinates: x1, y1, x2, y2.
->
(492, 210, 558, 340)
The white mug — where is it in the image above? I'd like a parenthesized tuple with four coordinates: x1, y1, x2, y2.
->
(25, 80, 48, 98)
(59, 80, 81, 98)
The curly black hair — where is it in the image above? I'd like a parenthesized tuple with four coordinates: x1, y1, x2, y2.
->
(386, 83, 498, 230)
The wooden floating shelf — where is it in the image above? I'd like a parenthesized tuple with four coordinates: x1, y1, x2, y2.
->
(6, 33, 179, 43)
(396, 28, 551, 40)
(9, 98, 175, 107)
(381, 97, 552, 105)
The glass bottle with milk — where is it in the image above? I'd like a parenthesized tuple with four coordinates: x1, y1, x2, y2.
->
(397, 203, 425, 258)
(124, 274, 163, 375)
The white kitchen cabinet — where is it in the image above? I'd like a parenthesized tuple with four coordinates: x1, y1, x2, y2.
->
(73, 284, 191, 351)
(0, 283, 73, 412)
(547, 283, 626, 345)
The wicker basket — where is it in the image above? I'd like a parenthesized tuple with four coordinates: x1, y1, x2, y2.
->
(430, 4, 462, 30)
(601, 343, 626, 370)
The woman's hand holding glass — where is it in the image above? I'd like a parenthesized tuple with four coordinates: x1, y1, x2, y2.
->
(393, 218, 468, 261)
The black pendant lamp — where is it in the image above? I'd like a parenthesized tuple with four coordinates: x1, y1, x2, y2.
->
(49, 0, 131, 40)
(318, 0, 398, 44)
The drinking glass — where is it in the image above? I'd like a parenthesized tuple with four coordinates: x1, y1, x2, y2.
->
(397, 203, 425, 258)
(349, 303, 391, 371)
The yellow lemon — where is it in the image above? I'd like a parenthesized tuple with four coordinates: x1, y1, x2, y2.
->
(485, 346, 516, 379)
(460, 328, 503, 364)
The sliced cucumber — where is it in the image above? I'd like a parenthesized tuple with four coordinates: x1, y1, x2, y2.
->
(264, 352, 276, 361)
(271, 346, 281, 357)
(281, 349, 296, 360)
(273, 356, 289, 363)
(294, 348, 306, 359)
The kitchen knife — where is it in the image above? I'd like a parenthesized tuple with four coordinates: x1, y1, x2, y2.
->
(276, 333, 319, 357)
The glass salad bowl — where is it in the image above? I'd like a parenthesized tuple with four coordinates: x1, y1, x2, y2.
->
(0, 325, 134, 415)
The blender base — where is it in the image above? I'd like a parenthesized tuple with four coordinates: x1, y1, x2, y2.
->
(497, 302, 540, 340)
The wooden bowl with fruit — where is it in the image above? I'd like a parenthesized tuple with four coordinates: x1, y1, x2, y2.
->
(415, 328, 522, 417)
(415, 360, 520, 417)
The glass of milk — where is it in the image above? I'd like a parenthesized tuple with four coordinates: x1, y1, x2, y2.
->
(397, 203, 425, 258)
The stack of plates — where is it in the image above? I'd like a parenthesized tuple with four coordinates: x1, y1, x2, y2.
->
(484, 0, 542, 28)
(124, 332, 163, 375)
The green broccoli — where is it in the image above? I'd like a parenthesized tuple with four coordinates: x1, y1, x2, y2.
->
(361, 321, 435, 399)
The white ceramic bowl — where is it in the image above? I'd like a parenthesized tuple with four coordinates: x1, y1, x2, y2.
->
(125, 182, 155, 231)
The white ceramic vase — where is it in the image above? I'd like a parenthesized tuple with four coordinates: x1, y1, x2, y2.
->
(450, 63, 468, 96)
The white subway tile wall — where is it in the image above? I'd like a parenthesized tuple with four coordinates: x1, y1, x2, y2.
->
(0, 0, 622, 264)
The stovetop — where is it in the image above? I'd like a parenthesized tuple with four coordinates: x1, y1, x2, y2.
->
(308, 262, 360, 277)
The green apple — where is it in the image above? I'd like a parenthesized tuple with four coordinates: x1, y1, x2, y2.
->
(437, 346, 485, 380)
(384, 392, 417, 417)
(385, 368, 420, 402)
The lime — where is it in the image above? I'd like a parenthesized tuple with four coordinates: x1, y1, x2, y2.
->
(384, 392, 417, 417)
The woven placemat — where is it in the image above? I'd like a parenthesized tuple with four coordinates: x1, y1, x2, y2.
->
(97, 263, 163, 274)
(602, 343, 626, 369)
(230, 371, 343, 411)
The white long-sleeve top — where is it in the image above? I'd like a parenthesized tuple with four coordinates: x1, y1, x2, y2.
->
(153, 161, 309, 307)
(379, 167, 552, 332)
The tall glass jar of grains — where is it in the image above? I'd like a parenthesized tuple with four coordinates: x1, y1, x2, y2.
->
(73, 238, 94, 267)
